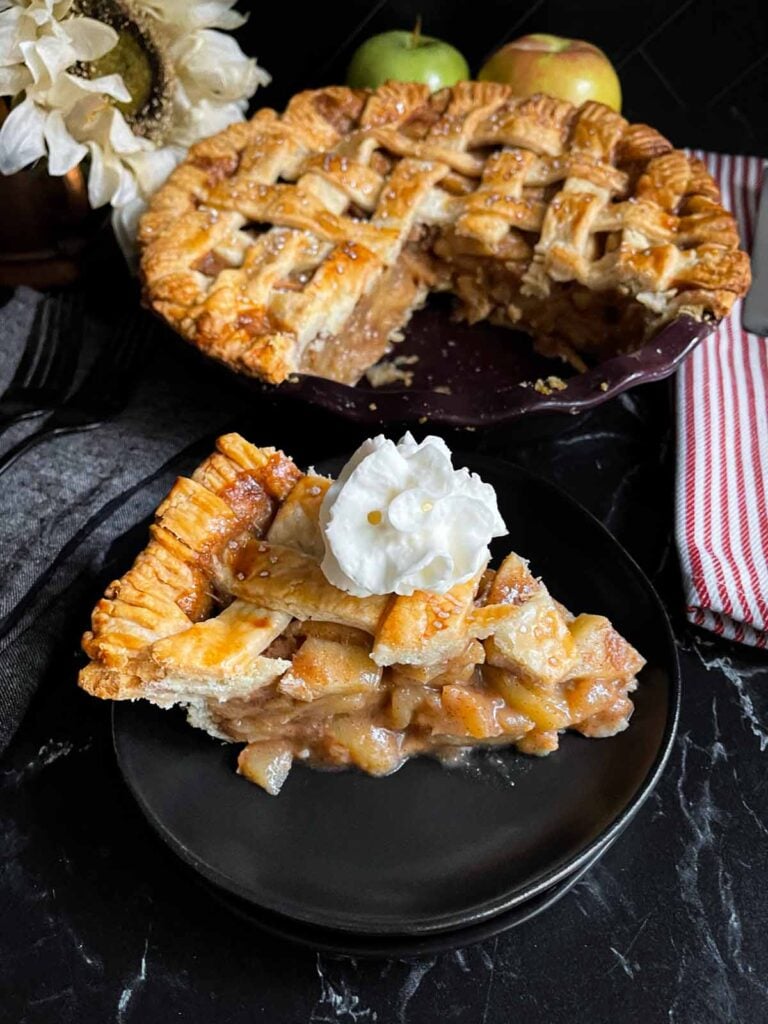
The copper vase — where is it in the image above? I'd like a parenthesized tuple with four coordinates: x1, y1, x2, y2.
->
(0, 162, 107, 289)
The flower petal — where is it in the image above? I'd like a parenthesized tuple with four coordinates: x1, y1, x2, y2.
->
(62, 17, 117, 61)
(157, 0, 247, 31)
(111, 194, 145, 262)
(174, 29, 266, 102)
(125, 145, 183, 196)
(61, 69, 130, 102)
(28, 3, 59, 27)
(102, 106, 146, 154)
(0, 6, 25, 67)
(43, 109, 87, 175)
(195, 1, 248, 30)
(110, 160, 139, 206)
(0, 95, 46, 173)
(0, 64, 31, 95)
(19, 34, 76, 87)
(169, 97, 245, 147)
(84, 141, 119, 207)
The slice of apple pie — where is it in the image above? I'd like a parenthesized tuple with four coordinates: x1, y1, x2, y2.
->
(79, 434, 644, 795)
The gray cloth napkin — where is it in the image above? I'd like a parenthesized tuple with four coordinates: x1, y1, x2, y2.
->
(0, 286, 238, 753)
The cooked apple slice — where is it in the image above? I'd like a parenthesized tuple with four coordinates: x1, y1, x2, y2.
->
(440, 685, 507, 739)
(278, 637, 382, 701)
(485, 665, 571, 731)
(238, 741, 293, 795)
(326, 716, 403, 775)
(389, 683, 427, 729)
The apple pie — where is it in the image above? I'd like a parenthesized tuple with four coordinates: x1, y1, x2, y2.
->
(79, 434, 645, 795)
(140, 81, 750, 385)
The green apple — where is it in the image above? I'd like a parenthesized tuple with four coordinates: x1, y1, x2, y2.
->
(478, 33, 622, 112)
(346, 27, 469, 92)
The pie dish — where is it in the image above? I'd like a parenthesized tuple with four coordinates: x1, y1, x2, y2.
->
(108, 452, 678, 936)
(139, 81, 750, 388)
(80, 433, 645, 795)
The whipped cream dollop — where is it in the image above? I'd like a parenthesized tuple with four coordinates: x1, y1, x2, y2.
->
(319, 433, 507, 597)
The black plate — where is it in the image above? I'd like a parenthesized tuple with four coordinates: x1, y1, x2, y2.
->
(112, 455, 679, 936)
(196, 834, 617, 958)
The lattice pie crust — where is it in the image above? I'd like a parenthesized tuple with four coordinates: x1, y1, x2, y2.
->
(79, 435, 645, 794)
(140, 82, 749, 386)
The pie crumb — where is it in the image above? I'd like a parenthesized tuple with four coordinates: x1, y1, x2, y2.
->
(433, 385, 452, 395)
(600, 381, 609, 392)
(368, 402, 378, 411)
(366, 354, 419, 388)
(530, 376, 569, 396)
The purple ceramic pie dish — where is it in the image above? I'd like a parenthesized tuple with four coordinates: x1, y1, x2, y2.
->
(231, 299, 716, 428)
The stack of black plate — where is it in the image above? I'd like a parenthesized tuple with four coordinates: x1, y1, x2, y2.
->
(112, 457, 680, 956)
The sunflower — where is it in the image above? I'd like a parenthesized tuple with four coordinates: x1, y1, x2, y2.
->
(0, 0, 269, 254)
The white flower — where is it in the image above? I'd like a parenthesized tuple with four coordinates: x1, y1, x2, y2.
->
(0, 0, 269, 256)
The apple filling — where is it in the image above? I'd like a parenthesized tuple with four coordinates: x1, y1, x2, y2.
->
(299, 247, 435, 384)
(207, 621, 639, 793)
(298, 223, 665, 385)
(202, 554, 643, 795)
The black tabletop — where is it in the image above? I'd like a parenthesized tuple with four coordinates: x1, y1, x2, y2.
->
(3, 3, 768, 1021)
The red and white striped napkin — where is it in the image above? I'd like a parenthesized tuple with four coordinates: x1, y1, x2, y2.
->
(676, 153, 768, 648)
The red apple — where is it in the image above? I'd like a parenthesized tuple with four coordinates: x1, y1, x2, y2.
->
(478, 34, 622, 111)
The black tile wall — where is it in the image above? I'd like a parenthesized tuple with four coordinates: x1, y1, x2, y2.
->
(239, 0, 768, 155)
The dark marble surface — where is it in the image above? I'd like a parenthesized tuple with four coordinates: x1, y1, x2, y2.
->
(3, 3, 768, 1017)
(1, 330, 767, 1022)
